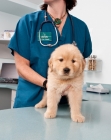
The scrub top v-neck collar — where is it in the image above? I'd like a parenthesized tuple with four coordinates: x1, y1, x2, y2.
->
(46, 11, 69, 42)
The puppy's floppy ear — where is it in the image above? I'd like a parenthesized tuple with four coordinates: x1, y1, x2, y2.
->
(82, 58, 86, 71)
(79, 58, 86, 74)
(48, 58, 53, 72)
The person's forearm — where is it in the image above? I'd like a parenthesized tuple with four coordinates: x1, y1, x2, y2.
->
(17, 63, 46, 87)
(14, 51, 46, 87)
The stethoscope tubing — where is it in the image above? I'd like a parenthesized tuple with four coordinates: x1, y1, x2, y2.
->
(39, 11, 77, 47)
(39, 20, 58, 47)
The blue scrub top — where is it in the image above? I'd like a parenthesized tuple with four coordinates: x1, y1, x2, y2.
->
(8, 10, 92, 108)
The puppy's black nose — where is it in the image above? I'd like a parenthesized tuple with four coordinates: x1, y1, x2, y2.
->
(63, 67, 70, 74)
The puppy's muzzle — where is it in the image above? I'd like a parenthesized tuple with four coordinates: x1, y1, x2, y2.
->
(63, 67, 70, 74)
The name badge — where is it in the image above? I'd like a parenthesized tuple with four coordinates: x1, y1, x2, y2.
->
(37, 32, 52, 41)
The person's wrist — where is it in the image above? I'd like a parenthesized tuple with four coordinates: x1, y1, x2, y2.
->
(43, 79, 47, 91)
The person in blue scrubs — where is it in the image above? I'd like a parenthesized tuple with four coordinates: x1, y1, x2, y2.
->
(8, 0, 92, 108)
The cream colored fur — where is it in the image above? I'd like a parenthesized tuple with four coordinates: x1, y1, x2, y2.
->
(35, 44, 86, 122)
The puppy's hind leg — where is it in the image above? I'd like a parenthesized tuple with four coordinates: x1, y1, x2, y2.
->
(44, 90, 61, 119)
(35, 91, 47, 108)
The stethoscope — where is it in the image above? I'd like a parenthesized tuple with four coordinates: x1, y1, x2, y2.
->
(39, 11, 77, 47)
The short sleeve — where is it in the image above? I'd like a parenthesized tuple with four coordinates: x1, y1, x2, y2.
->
(83, 25, 92, 58)
(8, 16, 31, 61)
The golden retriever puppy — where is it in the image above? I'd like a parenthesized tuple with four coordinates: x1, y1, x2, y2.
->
(35, 44, 86, 123)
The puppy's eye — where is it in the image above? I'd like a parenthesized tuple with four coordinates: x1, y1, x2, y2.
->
(59, 58, 63, 62)
(72, 59, 75, 63)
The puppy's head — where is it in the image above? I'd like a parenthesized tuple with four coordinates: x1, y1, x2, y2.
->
(48, 44, 85, 79)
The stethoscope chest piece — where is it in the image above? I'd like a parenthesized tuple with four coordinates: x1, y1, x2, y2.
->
(72, 41, 77, 46)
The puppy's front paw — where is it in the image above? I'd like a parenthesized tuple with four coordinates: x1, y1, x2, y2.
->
(71, 114, 85, 123)
(44, 111, 56, 119)
(35, 102, 46, 108)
